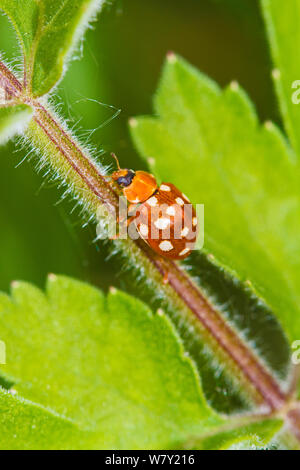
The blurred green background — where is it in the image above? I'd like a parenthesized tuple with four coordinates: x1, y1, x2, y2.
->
(0, 0, 280, 293)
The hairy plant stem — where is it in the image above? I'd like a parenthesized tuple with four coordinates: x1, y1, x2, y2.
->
(0, 61, 22, 98)
(1, 60, 300, 445)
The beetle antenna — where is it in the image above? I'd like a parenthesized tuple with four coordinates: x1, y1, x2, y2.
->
(111, 153, 121, 170)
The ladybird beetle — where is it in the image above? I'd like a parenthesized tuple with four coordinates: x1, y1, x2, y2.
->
(111, 154, 198, 260)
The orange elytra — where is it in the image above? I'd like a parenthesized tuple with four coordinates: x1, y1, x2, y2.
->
(111, 153, 198, 260)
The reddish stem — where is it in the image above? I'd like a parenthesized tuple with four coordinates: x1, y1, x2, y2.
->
(0, 61, 22, 99)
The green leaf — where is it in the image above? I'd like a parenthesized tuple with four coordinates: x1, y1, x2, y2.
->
(0, 104, 32, 144)
(0, 387, 90, 450)
(180, 417, 282, 450)
(0, 275, 219, 449)
(0, 0, 105, 97)
(261, 0, 300, 158)
(129, 54, 300, 349)
(0, 276, 282, 449)
(261, 0, 300, 400)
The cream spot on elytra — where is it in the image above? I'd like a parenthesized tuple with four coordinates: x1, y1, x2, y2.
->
(160, 184, 171, 191)
(159, 240, 174, 252)
(154, 218, 170, 230)
(176, 197, 185, 206)
(166, 206, 176, 216)
(139, 224, 149, 237)
(179, 247, 190, 256)
(181, 227, 189, 237)
(147, 196, 158, 207)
